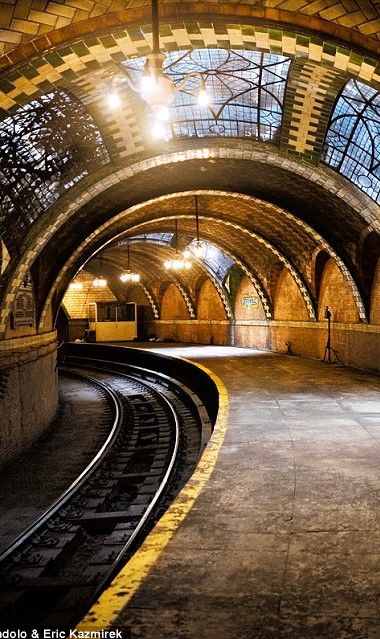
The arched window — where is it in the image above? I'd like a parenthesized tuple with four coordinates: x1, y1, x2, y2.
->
(124, 49, 290, 141)
(0, 90, 109, 253)
(322, 79, 380, 203)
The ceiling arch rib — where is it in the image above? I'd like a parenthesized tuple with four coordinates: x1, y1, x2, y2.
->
(25, 195, 370, 332)
(1, 11, 380, 97)
(54, 188, 367, 320)
(1, 154, 374, 338)
(38, 210, 318, 332)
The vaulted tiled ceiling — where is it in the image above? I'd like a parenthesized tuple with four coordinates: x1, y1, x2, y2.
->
(1, 0, 380, 61)
(0, 1, 379, 336)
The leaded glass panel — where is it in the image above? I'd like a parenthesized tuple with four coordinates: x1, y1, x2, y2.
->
(322, 79, 380, 203)
(123, 49, 290, 141)
(0, 90, 109, 253)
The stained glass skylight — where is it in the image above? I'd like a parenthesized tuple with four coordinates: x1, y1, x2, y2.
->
(0, 90, 109, 254)
(188, 240, 234, 282)
(123, 49, 290, 141)
(323, 79, 380, 203)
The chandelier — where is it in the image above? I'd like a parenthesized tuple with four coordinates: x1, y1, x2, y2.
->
(68, 281, 83, 290)
(107, 0, 210, 138)
(92, 256, 107, 287)
(183, 195, 204, 259)
(164, 219, 192, 270)
(92, 276, 107, 288)
(120, 243, 140, 283)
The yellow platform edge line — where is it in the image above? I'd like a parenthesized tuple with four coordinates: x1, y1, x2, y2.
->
(76, 360, 229, 630)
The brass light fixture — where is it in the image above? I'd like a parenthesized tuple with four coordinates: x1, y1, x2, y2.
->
(92, 255, 107, 288)
(183, 194, 204, 259)
(107, 1, 210, 139)
(164, 219, 192, 271)
(120, 243, 140, 283)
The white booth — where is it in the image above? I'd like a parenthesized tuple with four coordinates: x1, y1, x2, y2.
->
(88, 301, 137, 342)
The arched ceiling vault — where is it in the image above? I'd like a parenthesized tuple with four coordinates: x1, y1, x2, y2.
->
(1, 148, 376, 337)
(1, 3, 380, 337)
(1, 2, 380, 70)
(35, 194, 368, 331)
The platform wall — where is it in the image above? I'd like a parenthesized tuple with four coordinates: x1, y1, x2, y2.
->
(0, 332, 58, 470)
(147, 319, 380, 372)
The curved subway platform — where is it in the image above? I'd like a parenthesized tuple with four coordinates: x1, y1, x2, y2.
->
(78, 344, 380, 639)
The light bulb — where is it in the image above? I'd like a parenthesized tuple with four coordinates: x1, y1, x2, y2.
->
(184, 261, 192, 269)
(151, 119, 167, 140)
(197, 87, 210, 107)
(155, 105, 170, 121)
(108, 91, 121, 109)
(141, 73, 157, 95)
(164, 260, 172, 270)
(69, 281, 83, 290)
(183, 249, 191, 259)
(93, 277, 107, 288)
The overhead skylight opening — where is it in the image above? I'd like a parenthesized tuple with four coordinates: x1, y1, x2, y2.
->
(323, 79, 380, 203)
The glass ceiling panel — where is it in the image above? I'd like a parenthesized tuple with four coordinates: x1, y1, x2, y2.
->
(124, 233, 174, 243)
(188, 239, 234, 282)
(123, 49, 290, 141)
(0, 90, 109, 254)
(322, 79, 380, 204)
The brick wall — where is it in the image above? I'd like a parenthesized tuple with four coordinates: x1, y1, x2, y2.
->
(318, 259, 359, 322)
(234, 321, 380, 372)
(0, 333, 58, 470)
(274, 269, 309, 320)
(161, 283, 190, 321)
(146, 320, 229, 345)
(197, 279, 226, 320)
(62, 269, 116, 319)
(234, 276, 266, 320)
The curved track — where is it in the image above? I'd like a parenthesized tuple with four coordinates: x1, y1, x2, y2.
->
(0, 355, 210, 630)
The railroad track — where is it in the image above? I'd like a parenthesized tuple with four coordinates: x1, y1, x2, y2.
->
(0, 357, 210, 630)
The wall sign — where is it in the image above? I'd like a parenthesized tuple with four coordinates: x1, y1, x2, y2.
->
(241, 295, 258, 307)
(13, 275, 35, 327)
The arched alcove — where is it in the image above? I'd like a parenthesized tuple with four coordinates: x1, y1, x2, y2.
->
(234, 275, 266, 321)
(274, 269, 309, 321)
(318, 259, 358, 323)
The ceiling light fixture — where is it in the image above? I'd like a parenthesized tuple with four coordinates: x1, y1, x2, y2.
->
(107, 1, 210, 139)
(183, 194, 204, 259)
(92, 277, 107, 288)
(120, 243, 140, 283)
(68, 281, 83, 290)
(164, 219, 192, 270)
(92, 255, 107, 288)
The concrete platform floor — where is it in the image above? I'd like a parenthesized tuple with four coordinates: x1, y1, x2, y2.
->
(112, 346, 380, 639)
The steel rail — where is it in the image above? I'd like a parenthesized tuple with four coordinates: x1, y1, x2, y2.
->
(0, 370, 123, 563)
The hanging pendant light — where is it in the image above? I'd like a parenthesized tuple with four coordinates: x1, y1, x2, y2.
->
(92, 254, 107, 287)
(164, 219, 192, 270)
(92, 276, 107, 288)
(68, 281, 83, 290)
(106, 1, 211, 140)
(120, 243, 140, 282)
(183, 194, 203, 258)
